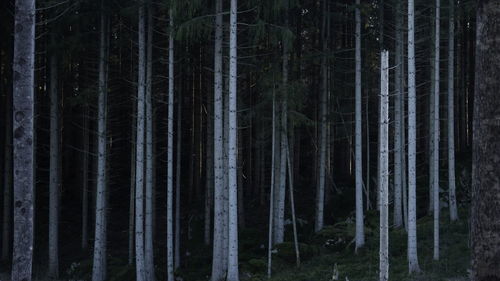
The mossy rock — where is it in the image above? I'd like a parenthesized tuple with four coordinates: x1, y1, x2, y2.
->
(274, 242, 319, 264)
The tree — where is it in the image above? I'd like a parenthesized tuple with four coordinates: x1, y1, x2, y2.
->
(48, 40, 60, 279)
(354, 0, 365, 251)
(166, 6, 175, 281)
(379, 50, 389, 281)
(3, 70, 12, 261)
(471, 0, 500, 280)
(92, 5, 109, 281)
(407, 0, 420, 273)
(432, 0, 441, 261)
(135, 4, 147, 281)
(211, 0, 226, 279)
(11, 1, 36, 279)
(447, 0, 458, 222)
(227, 0, 240, 279)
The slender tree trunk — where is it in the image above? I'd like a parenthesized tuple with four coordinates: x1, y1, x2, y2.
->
(447, 0, 458, 222)
(135, 5, 147, 281)
(471, 2, 500, 280)
(433, 0, 441, 261)
(354, 0, 365, 251)
(211, 0, 225, 278)
(11, 1, 36, 279)
(166, 7, 175, 281)
(379, 50, 389, 281)
(393, 0, 403, 229)
(129, 102, 136, 265)
(407, 0, 420, 273)
(144, 6, 155, 280)
(2, 58, 13, 262)
(285, 137, 300, 267)
(315, 0, 328, 233)
(92, 7, 109, 281)
(267, 90, 276, 279)
(226, 0, 239, 279)
(48, 46, 60, 279)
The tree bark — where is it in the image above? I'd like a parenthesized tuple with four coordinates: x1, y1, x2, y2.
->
(471, 1, 500, 280)
(448, 0, 458, 222)
(393, 0, 403, 229)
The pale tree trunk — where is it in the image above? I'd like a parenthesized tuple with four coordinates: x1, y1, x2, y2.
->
(402, 46, 408, 231)
(432, 0, 441, 261)
(11, 1, 36, 279)
(471, 2, 500, 280)
(48, 47, 60, 279)
(366, 88, 370, 211)
(354, 0, 365, 251)
(315, 0, 327, 233)
(223, 76, 229, 274)
(226, 0, 239, 279)
(393, 0, 403, 229)
(92, 7, 109, 281)
(379, 50, 390, 281)
(145, 5, 155, 280)
(267, 91, 276, 278)
(211, 0, 226, 278)
(166, 7, 175, 281)
(82, 104, 90, 251)
(407, 0, 420, 272)
(135, 4, 147, 281)
(447, 0, 458, 222)
(174, 99, 182, 269)
(2, 86, 12, 261)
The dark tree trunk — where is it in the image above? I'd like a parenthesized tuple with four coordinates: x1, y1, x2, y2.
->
(11, 0, 36, 280)
(471, 1, 500, 280)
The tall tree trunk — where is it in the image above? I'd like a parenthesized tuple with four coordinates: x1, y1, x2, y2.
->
(407, 0, 420, 273)
(48, 46, 60, 279)
(354, 0, 365, 251)
(92, 7, 109, 281)
(227, 0, 239, 279)
(393, 0, 403, 229)
(11, 0, 36, 279)
(205, 87, 214, 245)
(316, 0, 327, 233)
(175, 98, 182, 269)
(166, 7, 175, 281)
(379, 50, 389, 281)
(447, 0, 458, 222)
(267, 89, 276, 278)
(471, 1, 500, 280)
(285, 137, 300, 267)
(211, 0, 225, 278)
(144, 5, 155, 280)
(129, 101, 136, 265)
(82, 104, 90, 251)
(135, 5, 147, 281)
(432, 0, 441, 261)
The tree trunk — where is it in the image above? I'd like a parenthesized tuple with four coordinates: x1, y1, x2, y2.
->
(175, 98, 182, 269)
(135, 5, 147, 281)
(82, 104, 90, 251)
(166, 7, 175, 281)
(471, 1, 500, 280)
(432, 0, 441, 261)
(48, 46, 60, 279)
(11, 1, 36, 279)
(2, 59, 13, 262)
(354, 0, 365, 251)
(129, 101, 136, 265)
(447, 0, 458, 222)
(267, 89, 276, 278)
(407, 0, 420, 273)
(379, 50, 389, 281)
(393, 0, 403, 229)
(285, 137, 300, 267)
(205, 85, 214, 245)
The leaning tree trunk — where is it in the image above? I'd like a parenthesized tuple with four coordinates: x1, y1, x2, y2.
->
(211, 0, 226, 278)
(92, 7, 109, 281)
(11, 1, 36, 278)
(226, 0, 239, 279)
(166, 7, 175, 281)
(471, 1, 500, 280)
(379, 50, 389, 281)
(48, 46, 60, 279)
(135, 4, 147, 281)
(354, 0, 365, 251)
(407, 0, 420, 273)
(144, 5, 155, 280)
(447, 0, 458, 222)
(432, 0, 441, 261)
